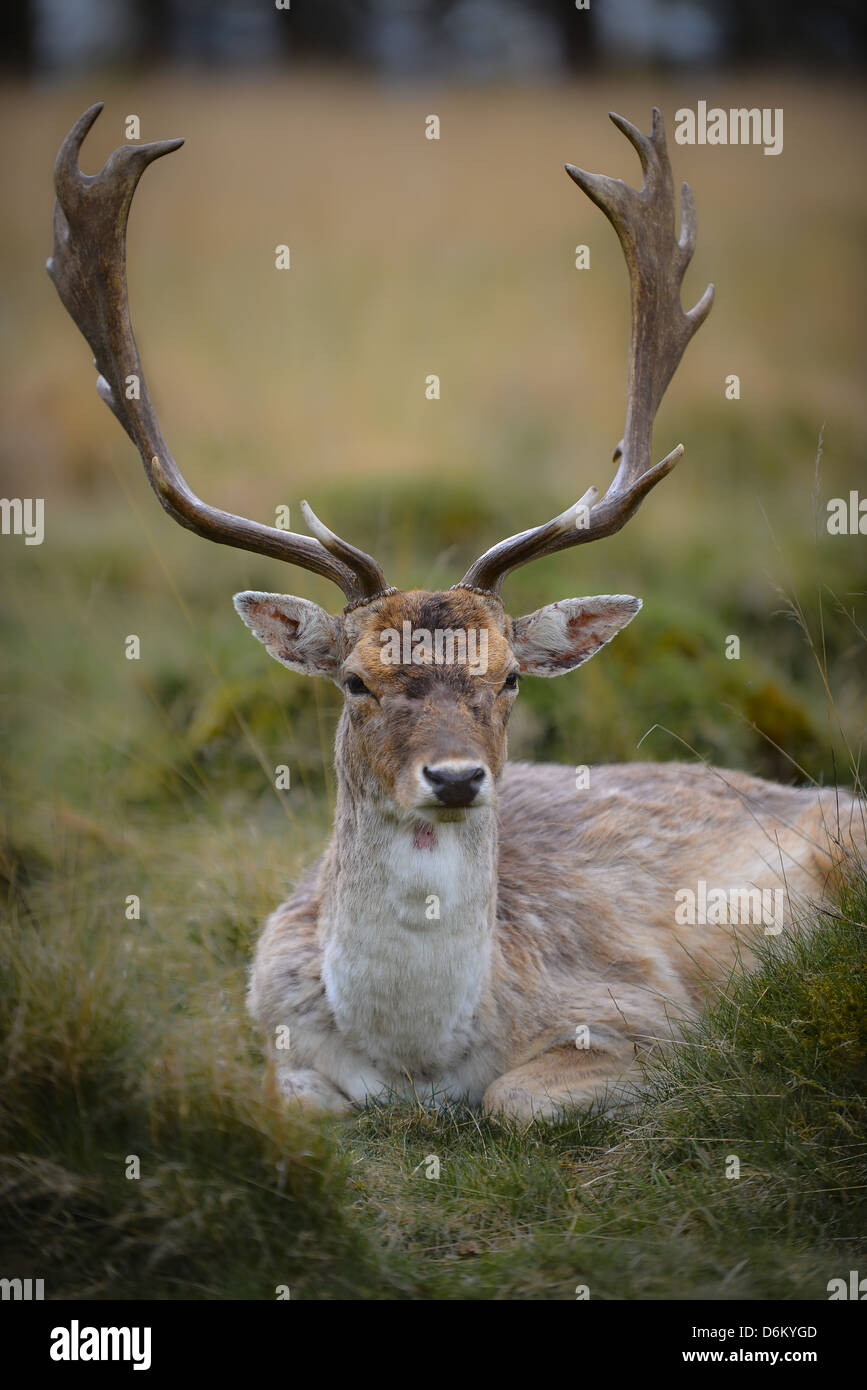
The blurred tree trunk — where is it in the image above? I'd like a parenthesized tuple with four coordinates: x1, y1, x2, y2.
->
(274, 0, 363, 61)
(0, 0, 32, 70)
(533, 0, 598, 70)
(716, 0, 865, 63)
(138, 0, 175, 63)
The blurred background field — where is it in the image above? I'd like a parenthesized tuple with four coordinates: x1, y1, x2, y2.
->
(1, 1, 866, 1300)
(2, 68, 864, 828)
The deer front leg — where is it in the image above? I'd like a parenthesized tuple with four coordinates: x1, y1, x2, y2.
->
(482, 1044, 645, 1122)
(266, 1060, 354, 1115)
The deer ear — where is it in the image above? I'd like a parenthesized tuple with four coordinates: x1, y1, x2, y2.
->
(510, 595, 641, 677)
(233, 592, 342, 679)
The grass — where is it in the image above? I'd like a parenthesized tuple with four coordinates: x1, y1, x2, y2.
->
(0, 71, 865, 1299)
(2, 838, 864, 1299)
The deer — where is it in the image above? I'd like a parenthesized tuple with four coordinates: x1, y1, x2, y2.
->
(49, 104, 864, 1120)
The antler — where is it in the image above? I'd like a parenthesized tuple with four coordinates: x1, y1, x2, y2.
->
(457, 107, 714, 597)
(47, 103, 393, 609)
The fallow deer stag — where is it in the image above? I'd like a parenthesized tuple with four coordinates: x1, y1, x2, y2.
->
(49, 104, 863, 1119)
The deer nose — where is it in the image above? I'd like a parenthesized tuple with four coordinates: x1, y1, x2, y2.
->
(422, 764, 487, 807)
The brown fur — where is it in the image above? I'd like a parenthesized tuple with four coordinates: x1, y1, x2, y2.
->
(239, 588, 865, 1121)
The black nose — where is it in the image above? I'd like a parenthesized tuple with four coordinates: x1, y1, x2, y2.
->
(423, 765, 486, 807)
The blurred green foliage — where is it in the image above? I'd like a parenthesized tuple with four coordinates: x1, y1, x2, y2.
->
(0, 73, 865, 1300)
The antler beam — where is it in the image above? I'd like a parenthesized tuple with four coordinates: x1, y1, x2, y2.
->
(457, 108, 714, 596)
(47, 103, 392, 608)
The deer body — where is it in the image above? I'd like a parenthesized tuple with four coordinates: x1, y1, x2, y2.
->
(48, 106, 863, 1122)
(246, 594, 859, 1120)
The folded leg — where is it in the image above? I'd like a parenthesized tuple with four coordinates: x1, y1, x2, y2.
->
(482, 1044, 644, 1121)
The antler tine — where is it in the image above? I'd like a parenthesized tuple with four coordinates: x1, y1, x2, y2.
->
(457, 108, 714, 597)
(47, 104, 391, 607)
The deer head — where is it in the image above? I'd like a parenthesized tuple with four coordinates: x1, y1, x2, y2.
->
(48, 104, 713, 818)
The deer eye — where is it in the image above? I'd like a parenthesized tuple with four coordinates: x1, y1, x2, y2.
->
(344, 674, 372, 696)
(502, 672, 520, 693)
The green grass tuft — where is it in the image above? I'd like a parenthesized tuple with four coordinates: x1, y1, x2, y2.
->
(2, 830, 864, 1298)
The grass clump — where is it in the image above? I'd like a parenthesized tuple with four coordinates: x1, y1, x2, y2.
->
(2, 820, 863, 1298)
(337, 874, 866, 1299)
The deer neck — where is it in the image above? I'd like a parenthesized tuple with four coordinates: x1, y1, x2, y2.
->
(318, 738, 498, 1074)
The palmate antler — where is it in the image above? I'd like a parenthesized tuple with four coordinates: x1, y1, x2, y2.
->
(47, 103, 394, 609)
(456, 107, 714, 597)
(49, 104, 711, 609)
